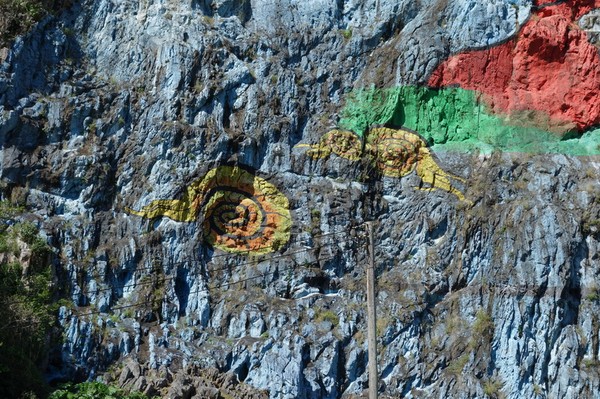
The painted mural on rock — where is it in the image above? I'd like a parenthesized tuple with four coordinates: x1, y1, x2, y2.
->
(428, 0, 600, 133)
(127, 165, 291, 255)
(341, 0, 600, 156)
(298, 127, 468, 202)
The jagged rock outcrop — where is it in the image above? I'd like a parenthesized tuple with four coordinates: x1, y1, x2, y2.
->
(2, 0, 600, 398)
(110, 359, 268, 398)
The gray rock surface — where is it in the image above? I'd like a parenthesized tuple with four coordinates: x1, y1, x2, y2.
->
(2, 0, 600, 398)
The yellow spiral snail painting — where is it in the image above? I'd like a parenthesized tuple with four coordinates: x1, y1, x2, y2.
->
(298, 126, 468, 202)
(127, 165, 292, 255)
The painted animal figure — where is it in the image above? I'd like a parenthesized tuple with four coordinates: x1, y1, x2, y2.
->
(126, 165, 291, 255)
(299, 127, 469, 202)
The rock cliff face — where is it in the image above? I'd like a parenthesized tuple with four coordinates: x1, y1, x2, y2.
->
(2, 0, 600, 398)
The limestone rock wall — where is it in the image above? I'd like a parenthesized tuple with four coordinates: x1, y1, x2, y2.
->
(2, 0, 600, 398)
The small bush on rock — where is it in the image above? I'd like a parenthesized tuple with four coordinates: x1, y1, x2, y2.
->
(0, 0, 73, 47)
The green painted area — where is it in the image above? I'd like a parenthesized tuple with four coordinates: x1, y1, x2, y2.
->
(339, 87, 400, 136)
(339, 86, 600, 156)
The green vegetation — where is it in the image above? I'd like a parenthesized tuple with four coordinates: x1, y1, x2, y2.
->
(338, 86, 600, 155)
(0, 1, 73, 47)
(585, 285, 600, 302)
(447, 353, 469, 375)
(316, 309, 339, 325)
(340, 29, 352, 40)
(465, 308, 495, 351)
(0, 201, 56, 398)
(473, 309, 494, 338)
(482, 379, 503, 398)
(49, 381, 147, 399)
(309, 208, 321, 235)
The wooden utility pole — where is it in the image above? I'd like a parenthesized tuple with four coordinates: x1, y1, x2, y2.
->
(366, 221, 378, 399)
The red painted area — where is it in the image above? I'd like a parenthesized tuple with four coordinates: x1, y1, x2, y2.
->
(428, 0, 600, 131)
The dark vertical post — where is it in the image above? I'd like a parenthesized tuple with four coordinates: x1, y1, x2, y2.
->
(366, 221, 378, 399)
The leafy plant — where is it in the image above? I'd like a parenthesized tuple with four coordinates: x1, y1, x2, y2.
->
(49, 381, 147, 399)
(340, 29, 352, 40)
(0, 201, 57, 398)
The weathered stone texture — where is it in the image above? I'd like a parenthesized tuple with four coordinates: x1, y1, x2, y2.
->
(2, 1, 600, 398)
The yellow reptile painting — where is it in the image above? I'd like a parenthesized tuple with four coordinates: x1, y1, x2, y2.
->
(297, 127, 468, 202)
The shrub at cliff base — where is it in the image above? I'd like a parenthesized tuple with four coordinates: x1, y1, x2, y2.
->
(0, 201, 55, 398)
(49, 382, 147, 399)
